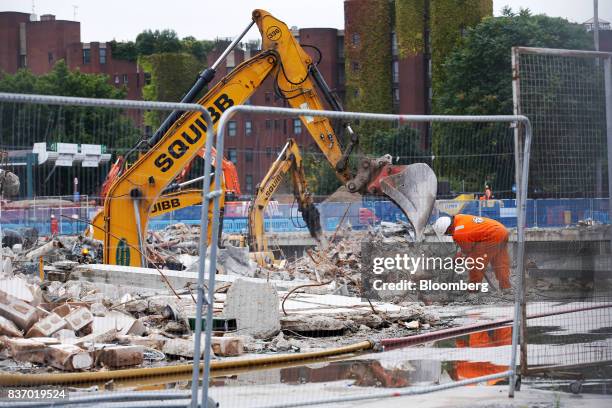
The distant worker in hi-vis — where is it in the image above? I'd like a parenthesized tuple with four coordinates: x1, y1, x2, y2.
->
(433, 214, 511, 291)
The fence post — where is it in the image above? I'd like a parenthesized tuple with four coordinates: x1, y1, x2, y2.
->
(605, 56, 612, 249)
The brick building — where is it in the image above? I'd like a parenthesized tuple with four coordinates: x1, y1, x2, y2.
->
(0, 12, 143, 100)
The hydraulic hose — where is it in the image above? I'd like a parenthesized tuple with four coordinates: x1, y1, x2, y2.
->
(0, 340, 373, 387)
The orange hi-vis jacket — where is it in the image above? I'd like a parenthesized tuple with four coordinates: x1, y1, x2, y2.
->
(451, 214, 509, 253)
(450, 214, 511, 289)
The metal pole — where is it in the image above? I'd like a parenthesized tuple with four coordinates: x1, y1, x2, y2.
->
(605, 57, 612, 244)
(594, 0, 600, 52)
(189, 110, 214, 408)
(199, 132, 227, 408)
(210, 21, 255, 71)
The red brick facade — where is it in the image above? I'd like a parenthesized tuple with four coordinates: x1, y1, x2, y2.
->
(0, 12, 143, 100)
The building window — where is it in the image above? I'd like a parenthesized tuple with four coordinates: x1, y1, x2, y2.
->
(265, 92, 272, 103)
(245, 120, 252, 135)
(274, 120, 280, 130)
(228, 149, 237, 164)
(245, 148, 254, 162)
(99, 47, 107, 64)
(352, 62, 360, 72)
(19, 55, 27, 68)
(393, 87, 400, 103)
(351, 32, 360, 46)
(122, 74, 129, 84)
(392, 61, 399, 83)
(283, 119, 287, 134)
(144, 72, 151, 85)
(245, 175, 253, 194)
(83, 48, 91, 64)
(144, 126, 152, 138)
(114, 75, 120, 84)
(48, 52, 53, 65)
(293, 119, 302, 135)
(228, 120, 237, 137)
(265, 119, 272, 130)
(266, 147, 272, 157)
(337, 36, 344, 59)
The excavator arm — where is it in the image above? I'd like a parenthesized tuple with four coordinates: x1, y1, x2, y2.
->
(103, 9, 435, 266)
(248, 139, 320, 262)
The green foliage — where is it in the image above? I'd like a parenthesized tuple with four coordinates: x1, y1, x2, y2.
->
(110, 31, 214, 63)
(0, 61, 139, 196)
(345, 0, 393, 132)
(394, 0, 426, 57)
(430, 0, 492, 94)
(140, 53, 202, 129)
(136, 29, 181, 55)
(362, 125, 430, 164)
(433, 11, 593, 195)
(303, 149, 342, 196)
(108, 40, 138, 62)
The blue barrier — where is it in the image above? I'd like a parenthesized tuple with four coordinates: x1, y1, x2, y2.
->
(1, 198, 609, 236)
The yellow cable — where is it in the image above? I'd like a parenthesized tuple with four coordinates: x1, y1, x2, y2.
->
(0, 340, 373, 386)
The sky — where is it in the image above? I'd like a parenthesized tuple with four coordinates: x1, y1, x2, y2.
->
(2, 0, 610, 43)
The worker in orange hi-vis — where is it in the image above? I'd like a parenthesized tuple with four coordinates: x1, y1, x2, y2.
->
(433, 214, 511, 290)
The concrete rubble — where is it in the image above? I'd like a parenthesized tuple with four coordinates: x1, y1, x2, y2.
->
(0, 219, 452, 374)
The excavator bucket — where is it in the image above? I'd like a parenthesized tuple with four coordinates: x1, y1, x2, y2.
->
(380, 163, 437, 242)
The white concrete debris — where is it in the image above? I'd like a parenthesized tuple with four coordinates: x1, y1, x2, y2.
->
(223, 279, 281, 339)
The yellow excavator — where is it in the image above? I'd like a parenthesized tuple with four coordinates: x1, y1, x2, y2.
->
(246, 138, 319, 266)
(100, 9, 436, 267)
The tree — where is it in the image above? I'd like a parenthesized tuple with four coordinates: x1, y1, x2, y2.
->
(304, 126, 429, 196)
(433, 9, 593, 195)
(139, 53, 202, 129)
(0, 61, 140, 196)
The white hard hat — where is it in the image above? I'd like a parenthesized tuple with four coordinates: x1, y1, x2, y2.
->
(433, 216, 451, 237)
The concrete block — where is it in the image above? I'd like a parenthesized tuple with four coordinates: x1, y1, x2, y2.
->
(99, 345, 143, 368)
(211, 336, 244, 356)
(0, 295, 39, 331)
(162, 336, 207, 359)
(26, 313, 67, 338)
(5, 338, 46, 364)
(52, 329, 76, 342)
(223, 279, 280, 339)
(64, 307, 93, 332)
(116, 333, 168, 350)
(51, 304, 72, 317)
(46, 344, 93, 371)
(0, 315, 22, 337)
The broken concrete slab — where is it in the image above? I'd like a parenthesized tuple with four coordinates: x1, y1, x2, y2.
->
(116, 333, 168, 350)
(71, 263, 309, 293)
(0, 277, 42, 305)
(223, 279, 280, 339)
(26, 313, 67, 338)
(46, 344, 93, 371)
(211, 336, 244, 357)
(99, 345, 144, 368)
(73, 328, 117, 347)
(92, 311, 144, 336)
(281, 314, 349, 333)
